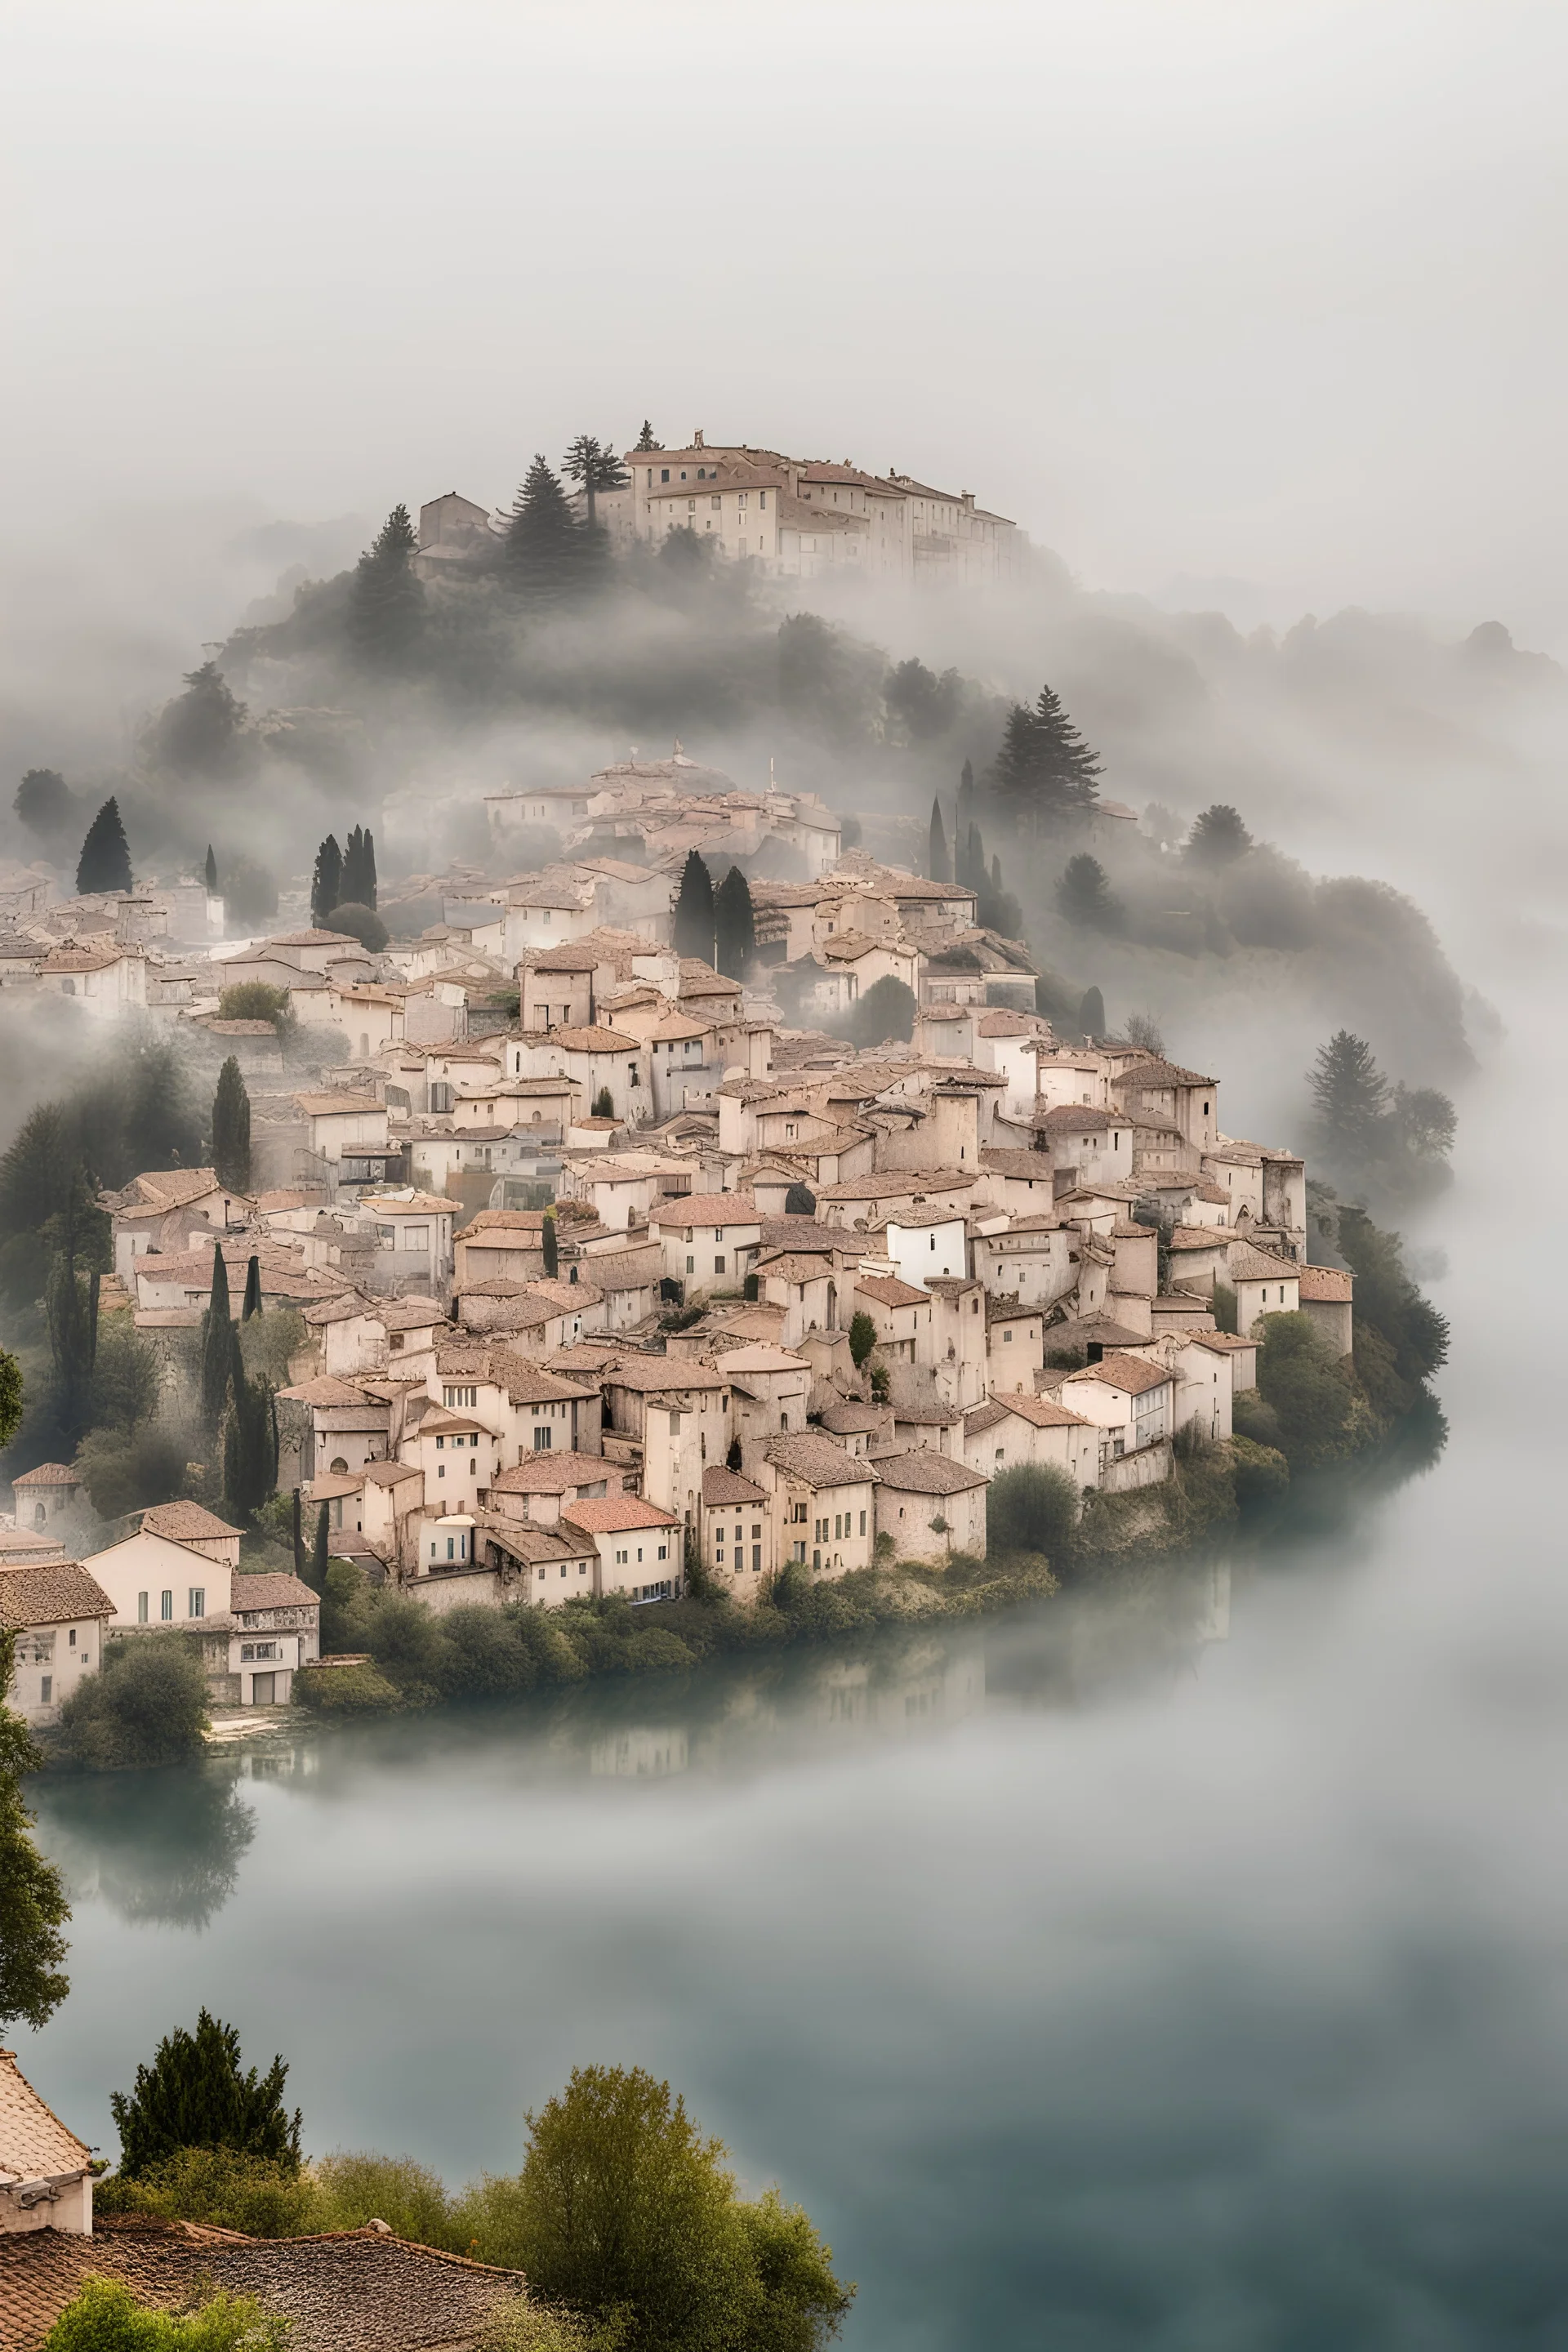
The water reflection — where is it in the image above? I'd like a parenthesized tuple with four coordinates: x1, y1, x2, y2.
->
(35, 1771, 256, 1931)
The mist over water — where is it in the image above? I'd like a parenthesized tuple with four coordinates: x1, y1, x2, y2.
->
(18, 982, 1568, 2348)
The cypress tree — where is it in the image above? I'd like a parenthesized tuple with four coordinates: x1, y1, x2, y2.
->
(991, 853, 1003, 893)
(43, 1170, 101, 1443)
(1078, 987, 1106, 1040)
(990, 683, 1102, 831)
(76, 797, 133, 895)
(713, 867, 755, 980)
(203, 844, 218, 893)
(360, 828, 376, 911)
(242, 1254, 261, 1321)
(929, 795, 950, 885)
(200, 1249, 238, 1429)
(310, 836, 342, 929)
(956, 758, 975, 843)
(1056, 854, 1121, 933)
(212, 1058, 252, 1192)
(292, 1486, 303, 1577)
(310, 1502, 329, 1596)
(349, 505, 425, 667)
(966, 824, 986, 891)
(541, 1209, 559, 1279)
(224, 1373, 275, 1519)
(672, 850, 715, 963)
(109, 2009, 302, 2176)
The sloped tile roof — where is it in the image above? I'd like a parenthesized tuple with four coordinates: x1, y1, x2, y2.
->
(0, 2049, 91, 2179)
(0, 1563, 113, 1629)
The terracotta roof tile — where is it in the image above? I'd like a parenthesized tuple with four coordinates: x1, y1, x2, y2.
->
(0, 1563, 113, 1629)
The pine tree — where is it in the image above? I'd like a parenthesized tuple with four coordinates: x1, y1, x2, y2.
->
(541, 1210, 559, 1279)
(155, 662, 249, 778)
(109, 2010, 302, 2176)
(1308, 1031, 1390, 1165)
(1055, 853, 1120, 932)
(242, 1254, 261, 1321)
(203, 844, 218, 893)
(199, 1249, 240, 1430)
(1078, 987, 1106, 1040)
(310, 836, 341, 929)
(990, 683, 1102, 831)
(563, 434, 630, 528)
(1187, 804, 1253, 867)
(713, 867, 755, 980)
(349, 505, 425, 668)
(76, 797, 133, 895)
(211, 1058, 252, 1192)
(672, 850, 715, 963)
(635, 421, 658, 451)
(505, 456, 591, 604)
(929, 795, 950, 885)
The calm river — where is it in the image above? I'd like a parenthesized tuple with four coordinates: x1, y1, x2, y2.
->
(16, 1038, 1568, 2350)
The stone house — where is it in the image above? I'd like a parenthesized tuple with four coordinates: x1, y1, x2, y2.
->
(1058, 1354, 1176, 1480)
(488, 1450, 626, 1526)
(716, 1343, 812, 1459)
(985, 1298, 1045, 1392)
(649, 1193, 762, 1297)
(760, 1434, 878, 1579)
(0, 1561, 113, 1728)
(559, 1494, 682, 1601)
(8, 1464, 86, 1535)
(852, 1271, 933, 1364)
(961, 1393, 1099, 1486)
(873, 1449, 988, 1561)
(698, 1464, 773, 1597)
(1297, 1263, 1355, 1355)
(1227, 1242, 1302, 1335)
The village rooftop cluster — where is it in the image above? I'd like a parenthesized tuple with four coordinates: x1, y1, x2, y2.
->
(0, 751, 1351, 1724)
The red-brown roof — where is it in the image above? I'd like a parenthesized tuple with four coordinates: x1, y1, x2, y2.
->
(560, 1495, 680, 1534)
(0, 1562, 114, 1629)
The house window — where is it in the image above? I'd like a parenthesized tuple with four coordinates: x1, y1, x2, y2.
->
(41, 1677, 51, 1704)
(686, 1254, 695, 1273)
(657, 1544, 667, 1560)
(533, 1426, 553, 1450)
(445, 1387, 477, 1408)
(859, 1510, 866, 1535)
(189, 1588, 205, 1619)
(714, 1254, 725, 1273)
(752, 1544, 761, 1570)
(447, 1538, 455, 1559)
(616, 1548, 628, 1565)
(137, 1592, 149, 1624)
(69, 1627, 76, 1647)
(161, 1590, 173, 1621)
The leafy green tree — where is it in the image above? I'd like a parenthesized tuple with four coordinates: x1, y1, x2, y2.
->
(928, 795, 949, 885)
(310, 836, 342, 928)
(1308, 1031, 1389, 1169)
(220, 855, 278, 927)
(96, 2148, 320, 2241)
(777, 613, 883, 747)
(42, 2274, 289, 2352)
(350, 506, 425, 667)
(1336, 1204, 1449, 1410)
(988, 683, 1102, 829)
(714, 867, 755, 980)
(72, 1423, 188, 1521)
(1187, 804, 1253, 866)
(323, 901, 388, 953)
(58, 1634, 210, 1771)
(200, 1250, 241, 1430)
(0, 1635, 70, 2030)
(1391, 1081, 1456, 1166)
(0, 1350, 21, 1446)
(672, 850, 715, 962)
(541, 1211, 559, 1280)
(987, 1463, 1080, 1569)
(110, 2009, 301, 2176)
(500, 2064, 853, 2351)
(154, 662, 250, 778)
(840, 976, 915, 1048)
(16, 767, 75, 844)
(848, 1311, 876, 1369)
(635, 421, 658, 451)
(121, 1043, 203, 1179)
(0, 1102, 67, 1303)
(203, 844, 219, 893)
(884, 657, 961, 742)
(782, 1183, 816, 1216)
(1055, 853, 1120, 933)
(563, 434, 629, 528)
(506, 456, 591, 603)
(1077, 986, 1105, 1039)
(77, 796, 133, 894)
(212, 1058, 252, 1192)
(217, 982, 293, 1033)
(1256, 1311, 1356, 1467)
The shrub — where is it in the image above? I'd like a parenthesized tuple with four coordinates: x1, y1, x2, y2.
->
(1256, 1311, 1356, 1467)
(986, 1463, 1080, 1570)
(216, 983, 294, 1034)
(42, 2279, 287, 2352)
(73, 1423, 189, 1521)
(96, 2148, 317, 2236)
(322, 901, 388, 952)
(58, 1636, 208, 1770)
(836, 975, 915, 1048)
(847, 1312, 876, 1369)
(1232, 1388, 1285, 1450)
(293, 1661, 400, 1714)
(110, 2010, 301, 2176)
(1230, 1434, 1291, 1507)
(313, 2150, 461, 2247)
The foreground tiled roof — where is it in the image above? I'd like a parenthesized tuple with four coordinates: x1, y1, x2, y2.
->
(0, 2214, 527, 2352)
(1227, 1244, 1301, 1281)
(0, 2049, 91, 2180)
(0, 1563, 113, 1629)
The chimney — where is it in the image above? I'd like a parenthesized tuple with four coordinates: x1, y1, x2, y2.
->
(693, 429, 704, 449)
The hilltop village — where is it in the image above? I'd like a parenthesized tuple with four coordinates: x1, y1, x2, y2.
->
(0, 752, 1353, 1723)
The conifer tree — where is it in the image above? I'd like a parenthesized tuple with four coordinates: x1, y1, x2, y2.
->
(563, 434, 630, 528)
(505, 456, 589, 604)
(242, 1254, 261, 1321)
(349, 505, 424, 667)
(929, 795, 950, 885)
(199, 1250, 240, 1430)
(713, 867, 755, 980)
(782, 1182, 817, 1216)
(203, 844, 218, 893)
(223, 1373, 275, 1519)
(336, 824, 380, 911)
(292, 1486, 303, 1577)
(76, 797, 133, 895)
(635, 421, 658, 451)
(1055, 853, 1121, 932)
(1308, 1031, 1390, 1165)
(155, 662, 249, 777)
(1078, 986, 1106, 1040)
(991, 853, 1003, 893)
(43, 1170, 101, 1444)
(966, 824, 986, 891)
(211, 1058, 252, 1193)
(310, 1502, 329, 1595)
(310, 836, 342, 929)
(957, 758, 975, 843)
(672, 850, 715, 963)
(110, 2010, 302, 2176)
(1187, 804, 1253, 867)
(541, 1209, 559, 1280)
(990, 683, 1102, 831)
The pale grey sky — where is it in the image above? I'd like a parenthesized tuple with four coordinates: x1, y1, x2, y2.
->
(7, 0, 1566, 642)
